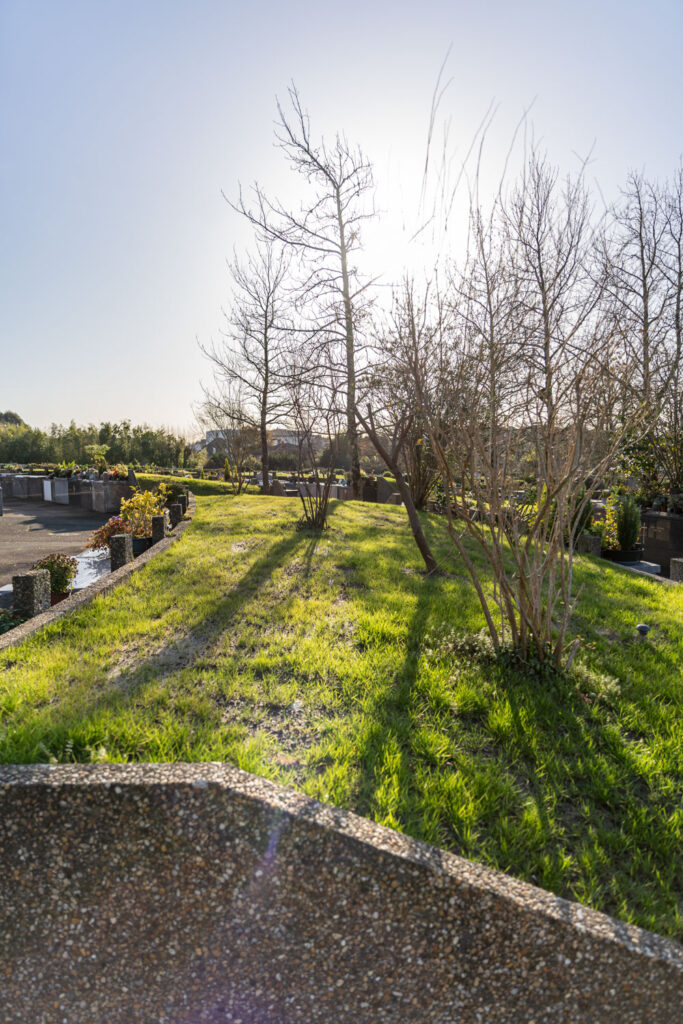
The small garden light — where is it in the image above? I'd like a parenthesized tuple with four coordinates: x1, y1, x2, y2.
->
(635, 623, 651, 637)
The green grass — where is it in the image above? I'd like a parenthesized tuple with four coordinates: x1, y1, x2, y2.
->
(137, 472, 261, 496)
(1, 495, 681, 940)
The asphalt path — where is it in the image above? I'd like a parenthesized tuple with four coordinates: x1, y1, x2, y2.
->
(0, 499, 108, 587)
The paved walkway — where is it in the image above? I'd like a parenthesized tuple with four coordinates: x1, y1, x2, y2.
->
(0, 500, 108, 587)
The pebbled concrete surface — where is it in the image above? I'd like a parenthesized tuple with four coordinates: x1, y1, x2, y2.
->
(0, 762, 681, 1023)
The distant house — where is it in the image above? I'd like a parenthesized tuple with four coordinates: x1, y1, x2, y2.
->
(198, 427, 326, 457)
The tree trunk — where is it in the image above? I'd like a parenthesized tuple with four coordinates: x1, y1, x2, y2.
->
(337, 189, 362, 500)
(355, 408, 439, 574)
(260, 408, 269, 495)
(392, 470, 440, 574)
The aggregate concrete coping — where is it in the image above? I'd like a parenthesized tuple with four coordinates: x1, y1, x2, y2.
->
(0, 492, 196, 651)
(0, 761, 681, 1023)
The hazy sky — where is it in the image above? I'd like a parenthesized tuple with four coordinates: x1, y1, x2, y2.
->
(2, 0, 682, 435)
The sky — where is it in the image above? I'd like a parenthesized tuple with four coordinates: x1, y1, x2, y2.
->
(2, 0, 682, 437)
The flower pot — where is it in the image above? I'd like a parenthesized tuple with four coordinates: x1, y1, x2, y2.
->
(132, 536, 152, 557)
(601, 546, 644, 563)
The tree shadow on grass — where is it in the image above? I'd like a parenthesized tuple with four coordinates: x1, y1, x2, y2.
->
(348, 574, 443, 823)
(10, 529, 321, 759)
(341, 558, 679, 934)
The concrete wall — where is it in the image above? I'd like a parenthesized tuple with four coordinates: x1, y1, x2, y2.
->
(0, 763, 680, 1023)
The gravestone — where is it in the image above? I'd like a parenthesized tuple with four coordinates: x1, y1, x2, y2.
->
(270, 480, 287, 497)
(362, 480, 377, 503)
(642, 511, 683, 575)
(577, 534, 601, 557)
(52, 478, 69, 505)
(376, 477, 395, 504)
(12, 570, 50, 617)
(13, 476, 28, 499)
(110, 533, 133, 571)
(670, 558, 683, 582)
(91, 481, 106, 513)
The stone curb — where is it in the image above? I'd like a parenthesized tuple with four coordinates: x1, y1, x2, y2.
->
(0, 492, 196, 651)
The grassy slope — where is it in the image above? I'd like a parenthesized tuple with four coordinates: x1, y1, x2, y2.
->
(0, 495, 681, 940)
(136, 473, 261, 496)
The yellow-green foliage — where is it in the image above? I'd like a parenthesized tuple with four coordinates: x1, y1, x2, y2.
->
(602, 493, 619, 550)
(120, 485, 167, 538)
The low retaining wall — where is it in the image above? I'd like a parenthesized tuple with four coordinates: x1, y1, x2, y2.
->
(0, 762, 680, 1023)
(0, 493, 196, 651)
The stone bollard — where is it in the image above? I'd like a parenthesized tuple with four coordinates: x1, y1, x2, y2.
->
(168, 503, 183, 528)
(670, 558, 683, 582)
(110, 532, 134, 571)
(577, 534, 602, 557)
(151, 513, 168, 544)
(12, 569, 50, 618)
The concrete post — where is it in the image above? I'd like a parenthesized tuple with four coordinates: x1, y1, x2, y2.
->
(151, 513, 167, 545)
(670, 558, 683, 582)
(168, 503, 182, 528)
(110, 533, 134, 571)
(12, 570, 50, 618)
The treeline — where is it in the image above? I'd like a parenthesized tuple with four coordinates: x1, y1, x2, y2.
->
(0, 414, 191, 468)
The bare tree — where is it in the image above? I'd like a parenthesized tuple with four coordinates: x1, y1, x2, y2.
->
(287, 348, 343, 531)
(355, 305, 441, 573)
(231, 85, 375, 500)
(200, 240, 290, 494)
(607, 171, 678, 406)
(386, 155, 651, 669)
(603, 167, 683, 497)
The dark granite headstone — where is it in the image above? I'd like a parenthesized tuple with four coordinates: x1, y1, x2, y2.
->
(376, 477, 395, 504)
(641, 511, 683, 575)
(362, 480, 377, 503)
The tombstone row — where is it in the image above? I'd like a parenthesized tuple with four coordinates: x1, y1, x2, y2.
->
(268, 478, 402, 505)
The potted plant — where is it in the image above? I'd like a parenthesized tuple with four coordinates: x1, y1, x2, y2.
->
(31, 553, 78, 604)
(87, 515, 130, 550)
(119, 485, 168, 555)
(601, 493, 643, 562)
